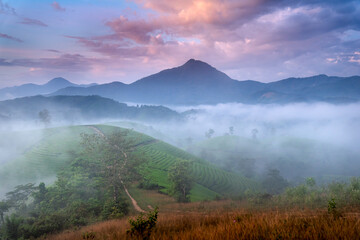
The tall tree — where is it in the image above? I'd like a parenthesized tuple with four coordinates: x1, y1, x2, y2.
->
(168, 160, 193, 202)
(81, 129, 141, 204)
(0, 201, 9, 224)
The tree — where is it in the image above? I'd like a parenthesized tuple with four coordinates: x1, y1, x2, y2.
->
(229, 126, 234, 135)
(0, 201, 9, 224)
(5, 183, 37, 211)
(33, 182, 47, 204)
(251, 128, 258, 140)
(168, 160, 193, 202)
(236, 158, 256, 178)
(38, 109, 51, 127)
(306, 177, 316, 188)
(81, 130, 141, 208)
(205, 129, 215, 139)
(262, 169, 288, 195)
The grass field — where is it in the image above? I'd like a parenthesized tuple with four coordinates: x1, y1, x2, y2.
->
(48, 201, 360, 240)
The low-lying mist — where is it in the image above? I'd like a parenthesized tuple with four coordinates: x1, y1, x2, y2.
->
(1, 101, 359, 198)
(168, 102, 360, 150)
(143, 102, 360, 184)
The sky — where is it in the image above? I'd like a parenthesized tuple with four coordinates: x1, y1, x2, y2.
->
(0, 0, 360, 88)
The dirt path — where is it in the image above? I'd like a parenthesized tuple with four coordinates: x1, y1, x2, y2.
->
(121, 180, 145, 213)
(87, 125, 147, 213)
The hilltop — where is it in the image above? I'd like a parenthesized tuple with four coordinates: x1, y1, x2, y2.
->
(0, 124, 258, 200)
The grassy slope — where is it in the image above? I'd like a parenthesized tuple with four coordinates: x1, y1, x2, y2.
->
(0, 126, 93, 196)
(1, 124, 259, 202)
(96, 125, 260, 201)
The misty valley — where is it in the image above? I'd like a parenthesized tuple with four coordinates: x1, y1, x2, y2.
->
(1, 60, 360, 239)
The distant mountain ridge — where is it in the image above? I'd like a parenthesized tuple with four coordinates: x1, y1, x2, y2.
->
(3, 60, 360, 104)
(0, 95, 179, 124)
(0, 77, 97, 100)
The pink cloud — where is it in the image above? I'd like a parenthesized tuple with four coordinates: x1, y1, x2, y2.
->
(51, 1, 65, 12)
(19, 17, 48, 27)
(106, 16, 160, 44)
(0, 33, 23, 43)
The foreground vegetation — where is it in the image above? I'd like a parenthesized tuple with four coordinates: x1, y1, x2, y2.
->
(49, 203, 360, 240)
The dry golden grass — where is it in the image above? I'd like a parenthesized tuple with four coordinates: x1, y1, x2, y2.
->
(47, 202, 360, 240)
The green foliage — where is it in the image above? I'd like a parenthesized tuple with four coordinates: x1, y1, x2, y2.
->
(0, 201, 9, 224)
(6, 183, 37, 210)
(327, 198, 342, 219)
(306, 177, 316, 187)
(101, 199, 129, 220)
(0, 126, 148, 239)
(82, 231, 96, 240)
(327, 198, 336, 214)
(127, 207, 158, 240)
(3, 214, 24, 240)
(262, 169, 289, 195)
(168, 160, 193, 202)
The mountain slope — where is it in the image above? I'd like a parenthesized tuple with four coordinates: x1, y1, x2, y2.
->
(53, 59, 266, 104)
(0, 77, 96, 100)
(40, 60, 360, 104)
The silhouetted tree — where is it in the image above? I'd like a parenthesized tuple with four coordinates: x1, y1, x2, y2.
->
(38, 109, 51, 127)
(262, 169, 288, 195)
(0, 201, 9, 224)
(229, 126, 234, 135)
(205, 128, 215, 139)
(5, 183, 36, 210)
(251, 128, 258, 140)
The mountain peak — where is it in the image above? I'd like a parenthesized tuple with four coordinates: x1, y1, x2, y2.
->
(47, 77, 71, 85)
(185, 58, 196, 64)
(180, 59, 217, 73)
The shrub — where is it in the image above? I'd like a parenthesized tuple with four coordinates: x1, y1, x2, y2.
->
(127, 207, 158, 240)
(82, 231, 96, 240)
(328, 198, 342, 219)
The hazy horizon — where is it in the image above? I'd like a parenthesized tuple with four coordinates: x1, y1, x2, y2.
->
(1, 0, 360, 88)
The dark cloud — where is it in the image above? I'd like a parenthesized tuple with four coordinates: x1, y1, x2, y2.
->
(65, 35, 151, 57)
(0, 33, 23, 43)
(106, 16, 159, 44)
(51, 1, 65, 12)
(46, 49, 61, 53)
(19, 18, 48, 27)
(0, 0, 16, 15)
(0, 54, 92, 71)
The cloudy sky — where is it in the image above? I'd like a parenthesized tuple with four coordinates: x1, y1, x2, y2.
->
(0, 0, 360, 87)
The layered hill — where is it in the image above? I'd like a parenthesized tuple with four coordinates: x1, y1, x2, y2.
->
(0, 124, 259, 200)
(0, 95, 179, 124)
(51, 59, 360, 104)
(0, 77, 96, 101)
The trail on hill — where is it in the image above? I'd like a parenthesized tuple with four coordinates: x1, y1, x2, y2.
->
(87, 125, 146, 213)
